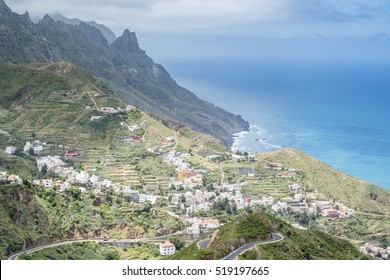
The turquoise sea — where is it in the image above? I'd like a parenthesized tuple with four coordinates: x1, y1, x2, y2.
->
(164, 58, 390, 190)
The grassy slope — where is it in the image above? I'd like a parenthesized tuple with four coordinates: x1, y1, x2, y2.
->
(255, 149, 390, 215)
(169, 211, 367, 260)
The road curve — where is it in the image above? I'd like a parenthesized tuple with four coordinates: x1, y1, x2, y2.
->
(224, 233, 284, 260)
(197, 239, 211, 249)
(8, 231, 182, 260)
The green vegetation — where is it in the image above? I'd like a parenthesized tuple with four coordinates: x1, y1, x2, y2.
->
(237, 214, 271, 239)
(0, 183, 184, 259)
(239, 229, 370, 260)
(120, 242, 162, 260)
(170, 211, 368, 260)
(168, 243, 213, 260)
(207, 212, 273, 259)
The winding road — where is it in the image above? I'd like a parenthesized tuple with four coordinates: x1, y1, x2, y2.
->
(224, 233, 284, 260)
(9, 232, 283, 260)
(8, 232, 182, 260)
(198, 233, 284, 260)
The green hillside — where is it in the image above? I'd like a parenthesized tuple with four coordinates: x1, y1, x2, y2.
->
(170, 211, 368, 260)
(0, 182, 184, 259)
(256, 149, 390, 215)
(0, 0, 249, 146)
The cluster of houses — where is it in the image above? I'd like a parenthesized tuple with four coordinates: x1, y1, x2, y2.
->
(270, 182, 354, 219)
(361, 243, 390, 260)
(99, 105, 136, 114)
(0, 171, 22, 185)
(34, 155, 160, 204)
(182, 216, 220, 234)
(23, 140, 45, 155)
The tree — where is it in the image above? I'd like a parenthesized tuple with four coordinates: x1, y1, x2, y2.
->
(169, 236, 185, 250)
(40, 164, 48, 177)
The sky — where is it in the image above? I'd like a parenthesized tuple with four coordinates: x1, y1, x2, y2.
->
(5, 0, 390, 60)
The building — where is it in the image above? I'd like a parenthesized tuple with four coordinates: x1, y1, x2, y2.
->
(43, 179, 53, 188)
(5, 146, 16, 155)
(159, 240, 176, 255)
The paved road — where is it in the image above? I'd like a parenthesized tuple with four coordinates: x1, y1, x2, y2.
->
(224, 233, 284, 260)
(8, 232, 182, 260)
(197, 239, 211, 249)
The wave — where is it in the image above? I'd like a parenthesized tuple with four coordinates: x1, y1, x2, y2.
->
(231, 124, 282, 154)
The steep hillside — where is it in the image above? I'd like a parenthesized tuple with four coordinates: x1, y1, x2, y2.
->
(255, 149, 390, 215)
(170, 212, 368, 260)
(0, 182, 184, 259)
(0, 0, 249, 146)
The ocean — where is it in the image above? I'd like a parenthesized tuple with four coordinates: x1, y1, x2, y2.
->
(163, 58, 390, 190)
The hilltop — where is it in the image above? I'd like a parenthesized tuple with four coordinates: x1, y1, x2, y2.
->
(0, 0, 248, 146)
(169, 212, 368, 260)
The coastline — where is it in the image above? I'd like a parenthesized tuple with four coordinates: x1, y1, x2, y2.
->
(230, 124, 282, 155)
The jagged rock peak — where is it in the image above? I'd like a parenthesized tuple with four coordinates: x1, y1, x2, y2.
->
(41, 14, 55, 23)
(112, 29, 141, 52)
(0, 0, 12, 14)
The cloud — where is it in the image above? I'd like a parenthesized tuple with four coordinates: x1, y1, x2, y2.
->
(6, 0, 390, 35)
(6, 0, 294, 34)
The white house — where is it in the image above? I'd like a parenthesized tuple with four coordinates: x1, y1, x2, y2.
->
(90, 174, 99, 185)
(159, 240, 176, 256)
(43, 179, 53, 188)
(186, 226, 200, 235)
(289, 183, 301, 191)
(5, 146, 16, 155)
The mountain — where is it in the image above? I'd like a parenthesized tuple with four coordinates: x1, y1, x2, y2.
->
(50, 13, 117, 44)
(0, 1, 249, 146)
(0, 62, 226, 259)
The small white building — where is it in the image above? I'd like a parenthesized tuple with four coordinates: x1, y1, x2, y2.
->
(186, 226, 200, 235)
(159, 240, 176, 256)
(5, 146, 16, 155)
(90, 174, 99, 185)
(43, 179, 53, 188)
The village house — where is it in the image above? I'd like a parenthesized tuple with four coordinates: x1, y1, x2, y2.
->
(270, 163, 284, 171)
(90, 116, 103, 121)
(362, 243, 390, 260)
(37, 156, 65, 172)
(202, 219, 220, 229)
(186, 225, 200, 235)
(5, 146, 16, 155)
(43, 179, 53, 188)
(79, 187, 88, 194)
(324, 209, 340, 219)
(0, 171, 8, 179)
(159, 240, 176, 256)
(32, 180, 41, 186)
(289, 183, 301, 192)
(128, 125, 140, 132)
(306, 193, 316, 200)
(294, 193, 304, 201)
(8, 175, 22, 184)
(123, 189, 139, 203)
(89, 174, 99, 185)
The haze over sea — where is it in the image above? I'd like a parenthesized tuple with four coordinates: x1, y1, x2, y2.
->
(164, 58, 390, 191)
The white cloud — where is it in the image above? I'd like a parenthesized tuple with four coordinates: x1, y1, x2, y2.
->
(6, 0, 294, 34)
